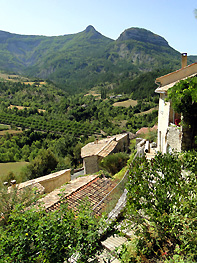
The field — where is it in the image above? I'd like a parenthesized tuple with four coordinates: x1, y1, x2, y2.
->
(8, 105, 46, 113)
(0, 72, 45, 86)
(113, 99, 137, 107)
(0, 72, 29, 82)
(0, 123, 23, 136)
(0, 162, 28, 183)
(0, 124, 9, 130)
(136, 106, 158, 115)
(84, 90, 101, 99)
(0, 129, 22, 136)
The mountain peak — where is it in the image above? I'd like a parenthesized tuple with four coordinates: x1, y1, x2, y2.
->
(117, 27, 169, 47)
(85, 25, 96, 33)
(83, 25, 106, 40)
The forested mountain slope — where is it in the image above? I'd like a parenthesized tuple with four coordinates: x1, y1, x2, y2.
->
(0, 26, 194, 94)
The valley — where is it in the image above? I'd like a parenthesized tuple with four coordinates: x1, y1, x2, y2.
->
(0, 76, 158, 183)
(0, 24, 196, 263)
(0, 25, 188, 184)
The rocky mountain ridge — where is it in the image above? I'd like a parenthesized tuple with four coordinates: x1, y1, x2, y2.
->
(0, 26, 194, 93)
(117, 27, 169, 47)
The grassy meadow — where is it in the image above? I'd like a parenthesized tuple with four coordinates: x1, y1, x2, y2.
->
(0, 162, 28, 184)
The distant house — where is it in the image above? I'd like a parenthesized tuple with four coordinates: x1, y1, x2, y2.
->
(155, 53, 197, 153)
(81, 133, 129, 174)
(136, 125, 157, 136)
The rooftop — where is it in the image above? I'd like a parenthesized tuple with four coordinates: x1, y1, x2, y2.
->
(81, 133, 128, 158)
(155, 63, 197, 93)
(37, 174, 117, 216)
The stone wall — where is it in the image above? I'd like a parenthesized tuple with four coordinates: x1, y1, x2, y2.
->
(18, 169, 71, 193)
(114, 133, 130, 152)
(166, 125, 182, 152)
(136, 138, 146, 157)
(83, 155, 99, 175)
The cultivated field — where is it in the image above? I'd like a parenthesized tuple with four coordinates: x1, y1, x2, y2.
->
(84, 90, 101, 99)
(0, 129, 22, 136)
(0, 124, 9, 130)
(0, 72, 28, 82)
(113, 99, 137, 107)
(0, 72, 45, 86)
(136, 106, 158, 115)
(8, 105, 46, 113)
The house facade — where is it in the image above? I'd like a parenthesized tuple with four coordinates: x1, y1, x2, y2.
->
(155, 54, 197, 153)
(81, 133, 129, 174)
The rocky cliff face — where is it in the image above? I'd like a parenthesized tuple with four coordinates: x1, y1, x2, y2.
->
(117, 27, 169, 47)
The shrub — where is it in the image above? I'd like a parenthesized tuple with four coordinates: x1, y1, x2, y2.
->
(0, 184, 39, 226)
(0, 201, 106, 262)
(23, 148, 58, 180)
(123, 152, 196, 262)
(100, 152, 129, 175)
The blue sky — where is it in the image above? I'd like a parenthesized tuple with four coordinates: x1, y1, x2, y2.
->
(0, 0, 196, 55)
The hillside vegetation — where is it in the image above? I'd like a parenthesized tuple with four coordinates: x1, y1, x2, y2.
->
(0, 79, 158, 182)
(0, 26, 195, 95)
(0, 25, 196, 263)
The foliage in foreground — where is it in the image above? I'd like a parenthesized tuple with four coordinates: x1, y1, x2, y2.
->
(121, 151, 196, 262)
(0, 184, 39, 227)
(0, 199, 106, 262)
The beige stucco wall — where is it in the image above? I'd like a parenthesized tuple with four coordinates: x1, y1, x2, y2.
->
(18, 169, 71, 193)
(157, 93, 170, 153)
(83, 155, 99, 174)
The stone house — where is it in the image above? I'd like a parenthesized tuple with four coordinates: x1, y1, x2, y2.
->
(155, 53, 197, 153)
(81, 133, 129, 174)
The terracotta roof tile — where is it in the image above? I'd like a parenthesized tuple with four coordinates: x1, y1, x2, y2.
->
(44, 176, 117, 216)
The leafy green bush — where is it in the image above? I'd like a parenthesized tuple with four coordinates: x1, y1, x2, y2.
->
(0, 184, 39, 226)
(22, 149, 58, 180)
(0, 201, 106, 262)
(100, 152, 129, 175)
(167, 76, 197, 150)
(123, 152, 196, 262)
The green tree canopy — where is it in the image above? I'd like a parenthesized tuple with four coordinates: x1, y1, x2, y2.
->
(23, 148, 58, 180)
(167, 76, 197, 149)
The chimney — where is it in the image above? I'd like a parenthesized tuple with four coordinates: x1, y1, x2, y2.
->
(181, 53, 187, 68)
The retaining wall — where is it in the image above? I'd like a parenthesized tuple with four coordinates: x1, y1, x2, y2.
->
(18, 169, 71, 193)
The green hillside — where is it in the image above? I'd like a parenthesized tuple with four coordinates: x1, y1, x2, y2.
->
(0, 26, 193, 94)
